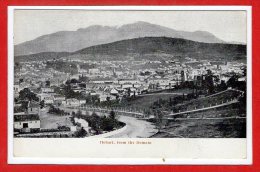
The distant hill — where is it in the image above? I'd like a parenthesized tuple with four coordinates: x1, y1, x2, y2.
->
(15, 37, 246, 63)
(14, 21, 225, 56)
(14, 52, 71, 62)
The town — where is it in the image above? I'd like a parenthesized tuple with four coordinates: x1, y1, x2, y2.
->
(13, 55, 247, 138)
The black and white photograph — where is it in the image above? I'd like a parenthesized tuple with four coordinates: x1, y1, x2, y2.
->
(11, 8, 248, 140)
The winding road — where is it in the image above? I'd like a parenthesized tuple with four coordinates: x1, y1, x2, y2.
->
(59, 106, 158, 138)
(108, 115, 158, 138)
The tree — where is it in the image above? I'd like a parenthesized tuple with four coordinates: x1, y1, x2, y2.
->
(153, 108, 163, 132)
(19, 88, 39, 102)
(227, 75, 239, 88)
(204, 69, 215, 94)
(213, 76, 220, 85)
(74, 128, 87, 138)
(45, 80, 50, 87)
(19, 78, 24, 84)
(64, 85, 77, 99)
(85, 112, 102, 134)
(76, 109, 82, 116)
(218, 80, 227, 91)
(109, 110, 116, 120)
(242, 66, 247, 77)
(127, 88, 131, 97)
(70, 78, 78, 84)
(40, 100, 45, 109)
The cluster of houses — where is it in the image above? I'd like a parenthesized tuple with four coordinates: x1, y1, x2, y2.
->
(13, 57, 246, 134)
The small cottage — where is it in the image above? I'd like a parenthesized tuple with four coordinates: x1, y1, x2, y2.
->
(14, 114, 40, 133)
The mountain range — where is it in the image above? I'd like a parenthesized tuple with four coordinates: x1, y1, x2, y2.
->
(14, 21, 227, 56)
(15, 37, 246, 63)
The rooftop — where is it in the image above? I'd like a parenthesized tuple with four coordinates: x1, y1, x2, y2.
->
(14, 114, 40, 122)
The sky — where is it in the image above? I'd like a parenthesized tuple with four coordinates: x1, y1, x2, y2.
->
(14, 10, 247, 45)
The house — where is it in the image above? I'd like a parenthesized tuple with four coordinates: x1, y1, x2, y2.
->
(53, 95, 66, 101)
(14, 114, 40, 133)
(53, 95, 66, 105)
(109, 94, 117, 101)
(118, 79, 140, 85)
(72, 87, 86, 93)
(103, 87, 119, 95)
(99, 93, 110, 102)
(90, 78, 114, 84)
(14, 83, 20, 95)
(98, 92, 117, 102)
(27, 101, 39, 114)
(38, 93, 53, 101)
(44, 96, 54, 104)
(79, 99, 86, 105)
(73, 118, 91, 133)
(89, 68, 100, 74)
(41, 87, 54, 94)
(238, 77, 246, 81)
(89, 90, 97, 96)
(63, 98, 84, 107)
(135, 85, 148, 94)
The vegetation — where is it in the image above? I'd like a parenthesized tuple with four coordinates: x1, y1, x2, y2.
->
(76, 37, 246, 62)
(73, 128, 88, 138)
(48, 105, 70, 116)
(72, 110, 124, 135)
(18, 88, 39, 102)
(46, 60, 78, 74)
(40, 100, 45, 109)
(152, 117, 246, 138)
(14, 52, 71, 62)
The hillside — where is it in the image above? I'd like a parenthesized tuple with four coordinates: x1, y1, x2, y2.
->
(14, 21, 225, 56)
(15, 37, 246, 62)
(14, 52, 71, 62)
(73, 37, 246, 62)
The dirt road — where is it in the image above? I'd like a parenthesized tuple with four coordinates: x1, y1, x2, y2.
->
(109, 116, 158, 138)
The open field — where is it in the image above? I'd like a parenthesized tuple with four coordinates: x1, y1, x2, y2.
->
(39, 109, 73, 129)
(119, 88, 193, 110)
(120, 94, 177, 110)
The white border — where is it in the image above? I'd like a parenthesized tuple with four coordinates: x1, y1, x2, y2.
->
(8, 6, 252, 165)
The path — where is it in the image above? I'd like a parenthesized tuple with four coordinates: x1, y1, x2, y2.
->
(167, 99, 239, 117)
(108, 116, 158, 138)
(59, 106, 157, 138)
(138, 92, 186, 97)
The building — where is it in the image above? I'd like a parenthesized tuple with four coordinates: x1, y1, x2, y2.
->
(62, 98, 85, 106)
(27, 101, 39, 114)
(41, 87, 54, 94)
(43, 96, 54, 104)
(14, 114, 40, 133)
(89, 68, 100, 74)
(53, 95, 66, 103)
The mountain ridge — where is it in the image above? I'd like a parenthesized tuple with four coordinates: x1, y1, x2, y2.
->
(14, 21, 227, 56)
(15, 37, 246, 63)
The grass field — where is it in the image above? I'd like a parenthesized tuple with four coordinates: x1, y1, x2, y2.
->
(39, 109, 73, 129)
(119, 94, 178, 110)
(118, 88, 193, 110)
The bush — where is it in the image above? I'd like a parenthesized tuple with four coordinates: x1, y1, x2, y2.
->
(48, 105, 70, 116)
